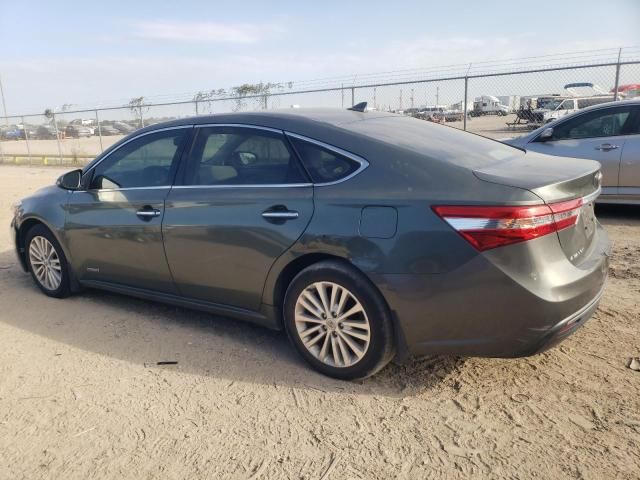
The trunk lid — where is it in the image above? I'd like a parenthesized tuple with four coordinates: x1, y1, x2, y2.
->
(473, 151, 602, 265)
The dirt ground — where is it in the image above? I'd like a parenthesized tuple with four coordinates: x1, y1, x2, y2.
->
(0, 165, 638, 480)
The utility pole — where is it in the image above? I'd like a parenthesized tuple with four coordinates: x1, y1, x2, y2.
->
(399, 89, 403, 111)
(0, 72, 8, 126)
(410, 88, 414, 109)
(436, 86, 440, 106)
(613, 47, 622, 101)
(373, 87, 377, 110)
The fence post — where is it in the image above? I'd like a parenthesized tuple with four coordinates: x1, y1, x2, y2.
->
(52, 112, 63, 165)
(95, 109, 103, 152)
(351, 87, 355, 107)
(22, 116, 32, 166)
(463, 77, 469, 131)
(0, 72, 8, 126)
(613, 48, 622, 101)
(463, 63, 472, 131)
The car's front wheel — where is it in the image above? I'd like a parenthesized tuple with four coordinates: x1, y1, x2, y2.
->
(283, 260, 395, 380)
(25, 224, 71, 298)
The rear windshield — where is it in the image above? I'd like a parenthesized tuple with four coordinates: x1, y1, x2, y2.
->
(342, 115, 523, 169)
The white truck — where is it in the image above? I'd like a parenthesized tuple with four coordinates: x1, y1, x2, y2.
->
(530, 83, 614, 124)
(470, 95, 509, 116)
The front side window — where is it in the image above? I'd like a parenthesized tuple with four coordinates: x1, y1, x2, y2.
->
(288, 136, 361, 184)
(551, 107, 636, 141)
(90, 129, 188, 189)
(183, 127, 307, 186)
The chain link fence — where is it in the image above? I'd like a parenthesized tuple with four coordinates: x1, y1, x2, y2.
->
(1, 47, 639, 166)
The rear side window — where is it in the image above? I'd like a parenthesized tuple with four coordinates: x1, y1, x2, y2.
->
(183, 127, 307, 186)
(288, 136, 360, 184)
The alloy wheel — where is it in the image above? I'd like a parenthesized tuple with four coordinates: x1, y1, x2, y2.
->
(294, 281, 371, 368)
(29, 236, 62, 291)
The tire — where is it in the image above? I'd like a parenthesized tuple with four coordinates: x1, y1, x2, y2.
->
(25, 224, 71, 298)
(283, 260, 395, 380)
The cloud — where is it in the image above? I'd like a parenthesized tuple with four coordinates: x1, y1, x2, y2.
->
(131, 20, 285, 44)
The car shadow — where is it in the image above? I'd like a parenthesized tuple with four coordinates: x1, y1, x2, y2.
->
(596, 203, 640, 225)
(0, 249, 463, 398)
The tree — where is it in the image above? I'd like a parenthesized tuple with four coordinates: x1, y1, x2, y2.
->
(128, 97, 148, 128)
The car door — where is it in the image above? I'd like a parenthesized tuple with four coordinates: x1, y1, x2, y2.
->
(618, 106, 640, 199)
(162, 125, 314, 311)
(527, 105, 638, 194)
(65, 126, 192, 293)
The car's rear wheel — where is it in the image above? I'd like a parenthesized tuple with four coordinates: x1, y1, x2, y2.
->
(283, 260, 395, 380)
(25, 224, 71, 298)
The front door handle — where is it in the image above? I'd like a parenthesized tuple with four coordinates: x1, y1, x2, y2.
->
(262, 210, 299, 220)
(136, 207, 161, 220)
(595, 143, 619, 151)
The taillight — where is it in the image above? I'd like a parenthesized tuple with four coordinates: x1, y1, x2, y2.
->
(432, 198, 583, 251)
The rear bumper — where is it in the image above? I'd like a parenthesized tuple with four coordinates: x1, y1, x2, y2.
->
(371, 222, 610, 359)
(517, 282, 604, 357)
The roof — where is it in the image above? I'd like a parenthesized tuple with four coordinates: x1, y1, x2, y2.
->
(139, 108, 400, 135)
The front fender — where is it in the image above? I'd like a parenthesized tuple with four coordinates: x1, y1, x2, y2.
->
(14, 185, 72, 267)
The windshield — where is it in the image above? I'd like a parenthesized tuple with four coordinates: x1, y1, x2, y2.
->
(543, 99, 563, 110)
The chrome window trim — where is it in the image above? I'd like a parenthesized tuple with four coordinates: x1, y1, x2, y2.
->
(80, 123, 370, 191)
(195, 123, 282, 134)
(172, 183, 313, 190)
(71, 185, 173, 194)
(284, 132, 370, 186)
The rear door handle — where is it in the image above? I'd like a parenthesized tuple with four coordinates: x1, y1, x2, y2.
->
(595, 143, 619, 151)
(261, 206, 299, 221)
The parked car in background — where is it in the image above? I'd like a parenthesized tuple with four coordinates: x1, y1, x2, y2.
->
(505, 100, 640, 204)
(113, 122, 135, 134)
(20, 125, 37, 139)
(0, 125, 23, 140)
(34, 125, 60, 140)
(11, 108, 609, 379)
(95, 124, 121, 136)
(65, 124, 93, 138)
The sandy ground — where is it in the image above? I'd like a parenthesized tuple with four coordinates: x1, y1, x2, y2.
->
(0, 165, 638, 480)
(0, 115, 529, 164)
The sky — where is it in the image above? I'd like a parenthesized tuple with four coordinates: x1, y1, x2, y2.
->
(0, 0, 639, 115)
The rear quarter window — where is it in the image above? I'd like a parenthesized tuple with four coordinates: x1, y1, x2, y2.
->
(289, 136, 361, 183)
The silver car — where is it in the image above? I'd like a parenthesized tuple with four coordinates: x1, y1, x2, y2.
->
(506, 100, 640, 204)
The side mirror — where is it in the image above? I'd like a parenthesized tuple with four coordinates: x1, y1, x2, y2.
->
(57, 169, 83, 190)
(538, 127, 554, 142)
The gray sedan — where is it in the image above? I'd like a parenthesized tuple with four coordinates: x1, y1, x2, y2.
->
(505, 100, 640, 204)
(11, 108, 609, 379)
